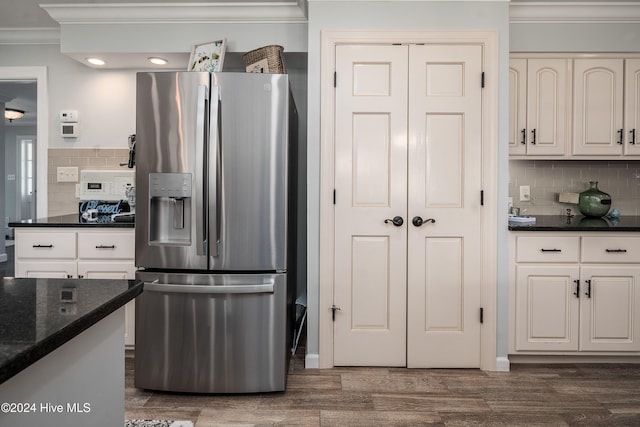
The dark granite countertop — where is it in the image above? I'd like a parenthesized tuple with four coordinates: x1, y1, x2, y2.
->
(0, 278, 143, 384)
(9, 213, 134, 228)
(508, 215, 640, 232)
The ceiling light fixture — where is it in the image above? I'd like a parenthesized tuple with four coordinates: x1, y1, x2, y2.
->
(148, 57, 168, 65)
(86, 57, 106, 66)
(5, 108, 25, 122)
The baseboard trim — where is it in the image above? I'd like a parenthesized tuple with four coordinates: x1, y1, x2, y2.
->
(305, 353, 319, 369)
(496, 356, 510, 372)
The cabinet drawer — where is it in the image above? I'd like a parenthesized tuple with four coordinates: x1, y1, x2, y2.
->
(581, 236, 640, 263)
(77, 231, 134, 259)
(16, 232, 77, 259)
(516, 236, 580, 263)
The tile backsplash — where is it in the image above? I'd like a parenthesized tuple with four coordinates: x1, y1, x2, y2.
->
(509, 160, 640, 216)
(48, 148, 130, 217)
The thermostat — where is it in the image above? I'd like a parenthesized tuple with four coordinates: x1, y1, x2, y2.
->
(61, 122, 78, 138)
(60, 110, 78, 122)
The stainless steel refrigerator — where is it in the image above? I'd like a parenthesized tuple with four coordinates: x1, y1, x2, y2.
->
(134, 71, 297, 393)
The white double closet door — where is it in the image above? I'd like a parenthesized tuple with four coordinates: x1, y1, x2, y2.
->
(334, 44, 483, 368)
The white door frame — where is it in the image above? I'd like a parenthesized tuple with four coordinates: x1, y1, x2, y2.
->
(0, 67, 48, 218)
(318, 30, 499, 370)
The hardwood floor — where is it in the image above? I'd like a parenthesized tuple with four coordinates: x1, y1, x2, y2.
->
(125, 348, 640, 426)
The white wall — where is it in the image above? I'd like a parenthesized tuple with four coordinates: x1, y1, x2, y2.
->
(305, 0, 511, 363)
(0, 44, 135, 149)
(510, 23, 640, 53)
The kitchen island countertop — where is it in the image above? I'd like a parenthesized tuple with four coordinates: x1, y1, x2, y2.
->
(0, 278, 142, 384)
(508, 215, 640, 232)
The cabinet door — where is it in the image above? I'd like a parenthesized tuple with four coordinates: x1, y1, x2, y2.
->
(509, 59, 527, 155)
(526, 59, 569, 156)
(580, 266, 640, 351)
(15, 261, 77, 278)
(624, 59, 640, 156)
(77, 261, 136, 347)
(77, 261, 135, 279)
(573, 59, 624, 156)
(515, 265, 580, 351)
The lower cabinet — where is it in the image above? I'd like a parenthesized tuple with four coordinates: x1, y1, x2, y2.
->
(14, 227, 136, 348)
(510, 232, 640, 356)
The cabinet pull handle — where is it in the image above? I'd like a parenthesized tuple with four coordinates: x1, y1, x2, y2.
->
(573, 279, 580, 298)
(33, 244, 53, 248)
(540, 248, 561, 252)
(531, 128, 536, 145)
(605, 249, 627, 253)
(618, 128, 624, 145)
(67, 274, 73, 279)
(520, 128, 526, 145)
(585, 279, 592, 298)
(630, 129, 636, 145)
(95, 245, 116, 249)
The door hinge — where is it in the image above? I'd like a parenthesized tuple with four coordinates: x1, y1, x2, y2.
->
(334, 71, 337, 88)
(333, 189, 336, 205)
(480, 307, 484, 324)
(481, 72, 485, 88)
(480, 190, 484, 206)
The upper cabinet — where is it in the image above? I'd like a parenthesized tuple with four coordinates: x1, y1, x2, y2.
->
(624, 59, 640, 156)
(509, 58, 570, 157)
(510, 54, 640, 160)
(572, 59, 624, 156)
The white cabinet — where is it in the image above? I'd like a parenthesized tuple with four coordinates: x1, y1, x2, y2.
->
(624, 59, 640, 156)
(509, 58, 570, 157)
(572, 57, 640, 157)
(15, 227, 136, 348)
(510, 54, 640, 159)
(572, 59, 625, 156)
(510, 232, 640, 355)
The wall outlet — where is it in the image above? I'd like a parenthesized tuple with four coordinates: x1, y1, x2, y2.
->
(519, 185, 531, 202)
(57, 166, 79, 183)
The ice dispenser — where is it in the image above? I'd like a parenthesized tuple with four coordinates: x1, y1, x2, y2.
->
(149, 173, 192, 246)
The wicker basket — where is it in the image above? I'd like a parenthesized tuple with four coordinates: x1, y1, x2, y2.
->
(243, 45, 286, 74)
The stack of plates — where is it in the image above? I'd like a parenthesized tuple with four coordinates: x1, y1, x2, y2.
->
(508, 216, 536, 225)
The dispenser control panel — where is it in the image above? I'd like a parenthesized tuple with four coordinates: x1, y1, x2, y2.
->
(149, 173, 192, 198)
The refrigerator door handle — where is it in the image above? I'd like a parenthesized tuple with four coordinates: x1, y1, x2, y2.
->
(195, 84, 208, 256)
(209, 85, 220, 258)
(144, 282, 274, 294)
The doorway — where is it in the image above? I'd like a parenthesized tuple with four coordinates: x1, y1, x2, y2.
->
(318, 30, 499, 370)
(0, 67, 48, 221)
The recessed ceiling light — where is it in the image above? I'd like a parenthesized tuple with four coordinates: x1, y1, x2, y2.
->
(148, 57, 168, 65)
(86, 58, 106, 66)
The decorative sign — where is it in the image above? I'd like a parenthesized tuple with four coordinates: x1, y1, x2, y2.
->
(79, 200, 131, 216)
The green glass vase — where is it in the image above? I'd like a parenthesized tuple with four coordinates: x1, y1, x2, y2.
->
(578, 181, 611, 218)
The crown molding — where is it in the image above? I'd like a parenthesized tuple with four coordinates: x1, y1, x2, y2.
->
(41, 2, 308, 25)
(510, 2, 640, 23)
(0, 28, 59, 45)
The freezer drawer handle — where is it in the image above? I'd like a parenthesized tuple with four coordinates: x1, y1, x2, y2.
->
(144, 282, 274, 295)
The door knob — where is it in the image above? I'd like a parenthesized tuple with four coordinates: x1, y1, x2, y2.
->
(384, 216, 404, 227)
(412, 216, 436, 227)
